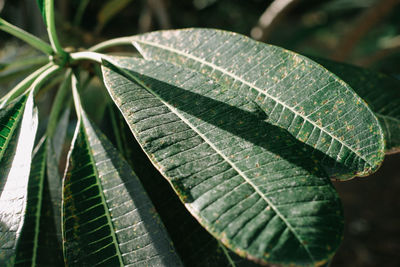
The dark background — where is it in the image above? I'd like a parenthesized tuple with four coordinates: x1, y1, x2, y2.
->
(1, 0, 399, 266)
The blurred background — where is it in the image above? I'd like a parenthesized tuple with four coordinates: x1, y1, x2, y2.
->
(1, 0, 399, 266)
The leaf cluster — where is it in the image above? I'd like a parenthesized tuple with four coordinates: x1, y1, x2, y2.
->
(0, 1, 399, 266)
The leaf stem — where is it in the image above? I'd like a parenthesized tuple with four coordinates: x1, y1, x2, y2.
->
(89, 36, 137, 52)
(71, 74, 83, 121)
(69, 51, 107, 64)
(0, 56, 49, 71)
(0, 63, 53, 107)
(30, 64, 62, 96)
(0, 17, 53, 55)
(44, 0, 67, 58)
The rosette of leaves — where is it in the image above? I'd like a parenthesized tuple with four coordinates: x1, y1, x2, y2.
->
(1, 1, 398, 266)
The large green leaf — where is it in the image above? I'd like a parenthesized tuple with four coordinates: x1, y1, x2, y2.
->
(101, 57, 344, 266)
(103, 103, 260, 267)
(0, 92, 38, 265)
(132, 28, 385, 177)
(62, 84, 182, 266)
(311, 57, 400, 154)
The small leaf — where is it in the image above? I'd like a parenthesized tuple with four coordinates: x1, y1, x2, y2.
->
(312, 57, 400, 154)
(101, 57, 344, 266)
(0, 92, 38, 265)
(132, 28, 385, 177)
(63, 84, 182, 266)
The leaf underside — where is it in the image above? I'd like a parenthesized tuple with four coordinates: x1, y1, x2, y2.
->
(63, 110, 182, 266)
(0, 93, 38, 265)
(132, 28, 385, 178)
(102, 57, 344, 266)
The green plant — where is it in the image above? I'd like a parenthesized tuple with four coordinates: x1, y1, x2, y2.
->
(0, 1, 399, 266)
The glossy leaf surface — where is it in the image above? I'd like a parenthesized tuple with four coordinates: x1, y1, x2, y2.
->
(0, 93, 38, 265)
(102, 57, 344, 266)
(132, 28, 385, 177)
(63, 103, 182, 266)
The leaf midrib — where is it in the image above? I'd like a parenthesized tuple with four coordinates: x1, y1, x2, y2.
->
(79, 119, 124, 265)
(114, 65, 316, 263)
(133, 39, 372, 168)
(32, 142, 47, 266)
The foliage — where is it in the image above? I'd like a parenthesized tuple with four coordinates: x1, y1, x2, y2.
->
(0, 0, 399, 266)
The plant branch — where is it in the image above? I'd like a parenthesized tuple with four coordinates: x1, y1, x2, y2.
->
(0, 17, 53, 55)
(250, 0, 300, 42)
(331, 0, 400, 61)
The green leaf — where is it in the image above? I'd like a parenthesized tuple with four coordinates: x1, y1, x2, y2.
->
(311, 57, 400, 154)
(101, 57, 344, 266)
(377, 115, 400, 154)
(63, 85, 182, 266)
(14, 113, 70, 265)
(13, 137, 64, 266)
(102, 103, 260, 267)
(14, 138, 46, 266)
(132, 28, 385, 177)
(0, 95, 28, 161)
(0, 92, 38, 265)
